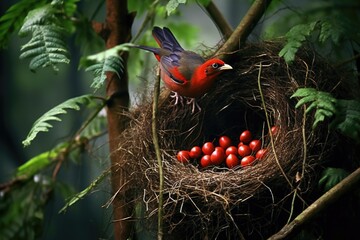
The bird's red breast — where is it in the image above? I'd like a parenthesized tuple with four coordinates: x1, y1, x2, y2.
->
(133, 26, 232, 98)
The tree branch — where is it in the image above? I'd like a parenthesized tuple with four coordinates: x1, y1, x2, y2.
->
(205, 1, 233, 39)
(268, 167, 360, 240)
(215, 0, 272, 60)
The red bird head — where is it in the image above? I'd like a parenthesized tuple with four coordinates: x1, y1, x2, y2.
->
(199, 58, 233, 80)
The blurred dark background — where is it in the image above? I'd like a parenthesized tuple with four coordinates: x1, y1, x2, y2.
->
(0, 0, 304, 239)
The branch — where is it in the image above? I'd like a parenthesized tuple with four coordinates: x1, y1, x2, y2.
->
(152, 68, 164, 240)
(205, 1, 233, 39)
(215, 0, 272, 60)
(268, 167, 360, 240)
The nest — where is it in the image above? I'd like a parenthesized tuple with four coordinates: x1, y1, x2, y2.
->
(115, 41, 348, 239)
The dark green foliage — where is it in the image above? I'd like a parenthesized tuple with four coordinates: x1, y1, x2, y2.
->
(319, 167, 350, 192)
(0, 0, 47, 48)
(279, 21, 318, 63)
(0, 180, 50, 240)
(331, 99, 360, 143)
(292, 88, 360, 143)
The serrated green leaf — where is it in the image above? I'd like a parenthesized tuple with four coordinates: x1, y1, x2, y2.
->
(22, 95, 95, 147)
(291, 88, 337, 129)
(166, 0, 187, 15)
(279, 21, 318, 63)
(18, 3, 71, 72)
(59, 170, 108, 213)
(81, 44, 131, 90)
(319, 167, 349, 193)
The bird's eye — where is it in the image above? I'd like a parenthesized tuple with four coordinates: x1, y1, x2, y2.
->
(212, 63, 219, 69)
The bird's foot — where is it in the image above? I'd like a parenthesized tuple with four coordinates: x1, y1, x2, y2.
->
(186, 98, 201, 113)
(170, 92, 201, 113)
(170, 91, 184, 106)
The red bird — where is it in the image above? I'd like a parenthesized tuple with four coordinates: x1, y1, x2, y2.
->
(133, 26, 232, 110)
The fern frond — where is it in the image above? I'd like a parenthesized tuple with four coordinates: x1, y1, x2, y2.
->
(279, 21, 318, 63)
(81, 44, 131, 90)
(86, 56, 124, 89)
(18, 3, 71, 72)
(59, 170, 108, 213)
(0, 0, 47, 48)
(331, 99, 360, 143)
(291, 88, 336, 128)
(22, 95, 95, 147)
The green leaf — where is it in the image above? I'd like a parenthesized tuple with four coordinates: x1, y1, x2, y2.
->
(291, 88, 337, 129)
(0, 0, 47, 48)
(16, 150, 59, 178)
(59, 170, 108, 213)
(279, 21, 318, 63)
(81, 44, 131, 90)
(22, 95, 95, 147)
(319, 167, 349, 193)
(331, 99, 360, 143)
(166, 0, 187, 15)
(18, 3, 71, 72)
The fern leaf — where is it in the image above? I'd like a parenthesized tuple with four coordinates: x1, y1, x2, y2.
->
(0, 0, 47, 48)
(59, 170, 108, 213)
(291, 88, 336, 128)
(331, 99, 360, 143)
(18, 4, 70, 72)
(279, 21, 318, 63)
(81, 44, 131, 90)
(22, 95, 94, 147)
(319, 167, 349, 193)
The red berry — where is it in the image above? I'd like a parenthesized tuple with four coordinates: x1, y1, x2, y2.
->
(200, 155, 212, 168)
(202, 142, 215, 155)
(189, 146, 202, 159)
(249, 139, 262, 152)
(256, 148, 268, 160)
(241, 156, 256, 167)
(238, 145, 251, 157)
(219, 136, 232, 149)
(210, 147, 226, 165)
(177, 150, 190, 163)
(270, 126, 279, 136)
(225, 146, 238, 156)
(226, 154, 240, 169)
(240, 130, 252, 144)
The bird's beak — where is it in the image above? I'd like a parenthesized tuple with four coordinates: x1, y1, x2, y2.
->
(219, 64, 233, 71)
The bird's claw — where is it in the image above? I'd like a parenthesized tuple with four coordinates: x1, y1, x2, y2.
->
(170, 92, 201, 113)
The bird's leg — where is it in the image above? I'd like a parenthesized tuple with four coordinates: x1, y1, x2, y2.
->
(170, 91, 184, 106)
(186, 98, 201, 113)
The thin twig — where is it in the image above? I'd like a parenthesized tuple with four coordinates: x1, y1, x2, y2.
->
(257, 62, 293, 188)
(152, 68, 164, 240)
(268, 167, 360, 240)
(215, 0, 272, 60)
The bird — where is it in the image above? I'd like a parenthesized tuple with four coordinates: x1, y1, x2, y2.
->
(132, 26, 233, 111)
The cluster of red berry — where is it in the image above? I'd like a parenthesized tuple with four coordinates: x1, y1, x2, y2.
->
(176, 127, 278, 169)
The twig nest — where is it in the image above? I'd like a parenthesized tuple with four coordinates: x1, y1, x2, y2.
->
(116, 41, 347, 239)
